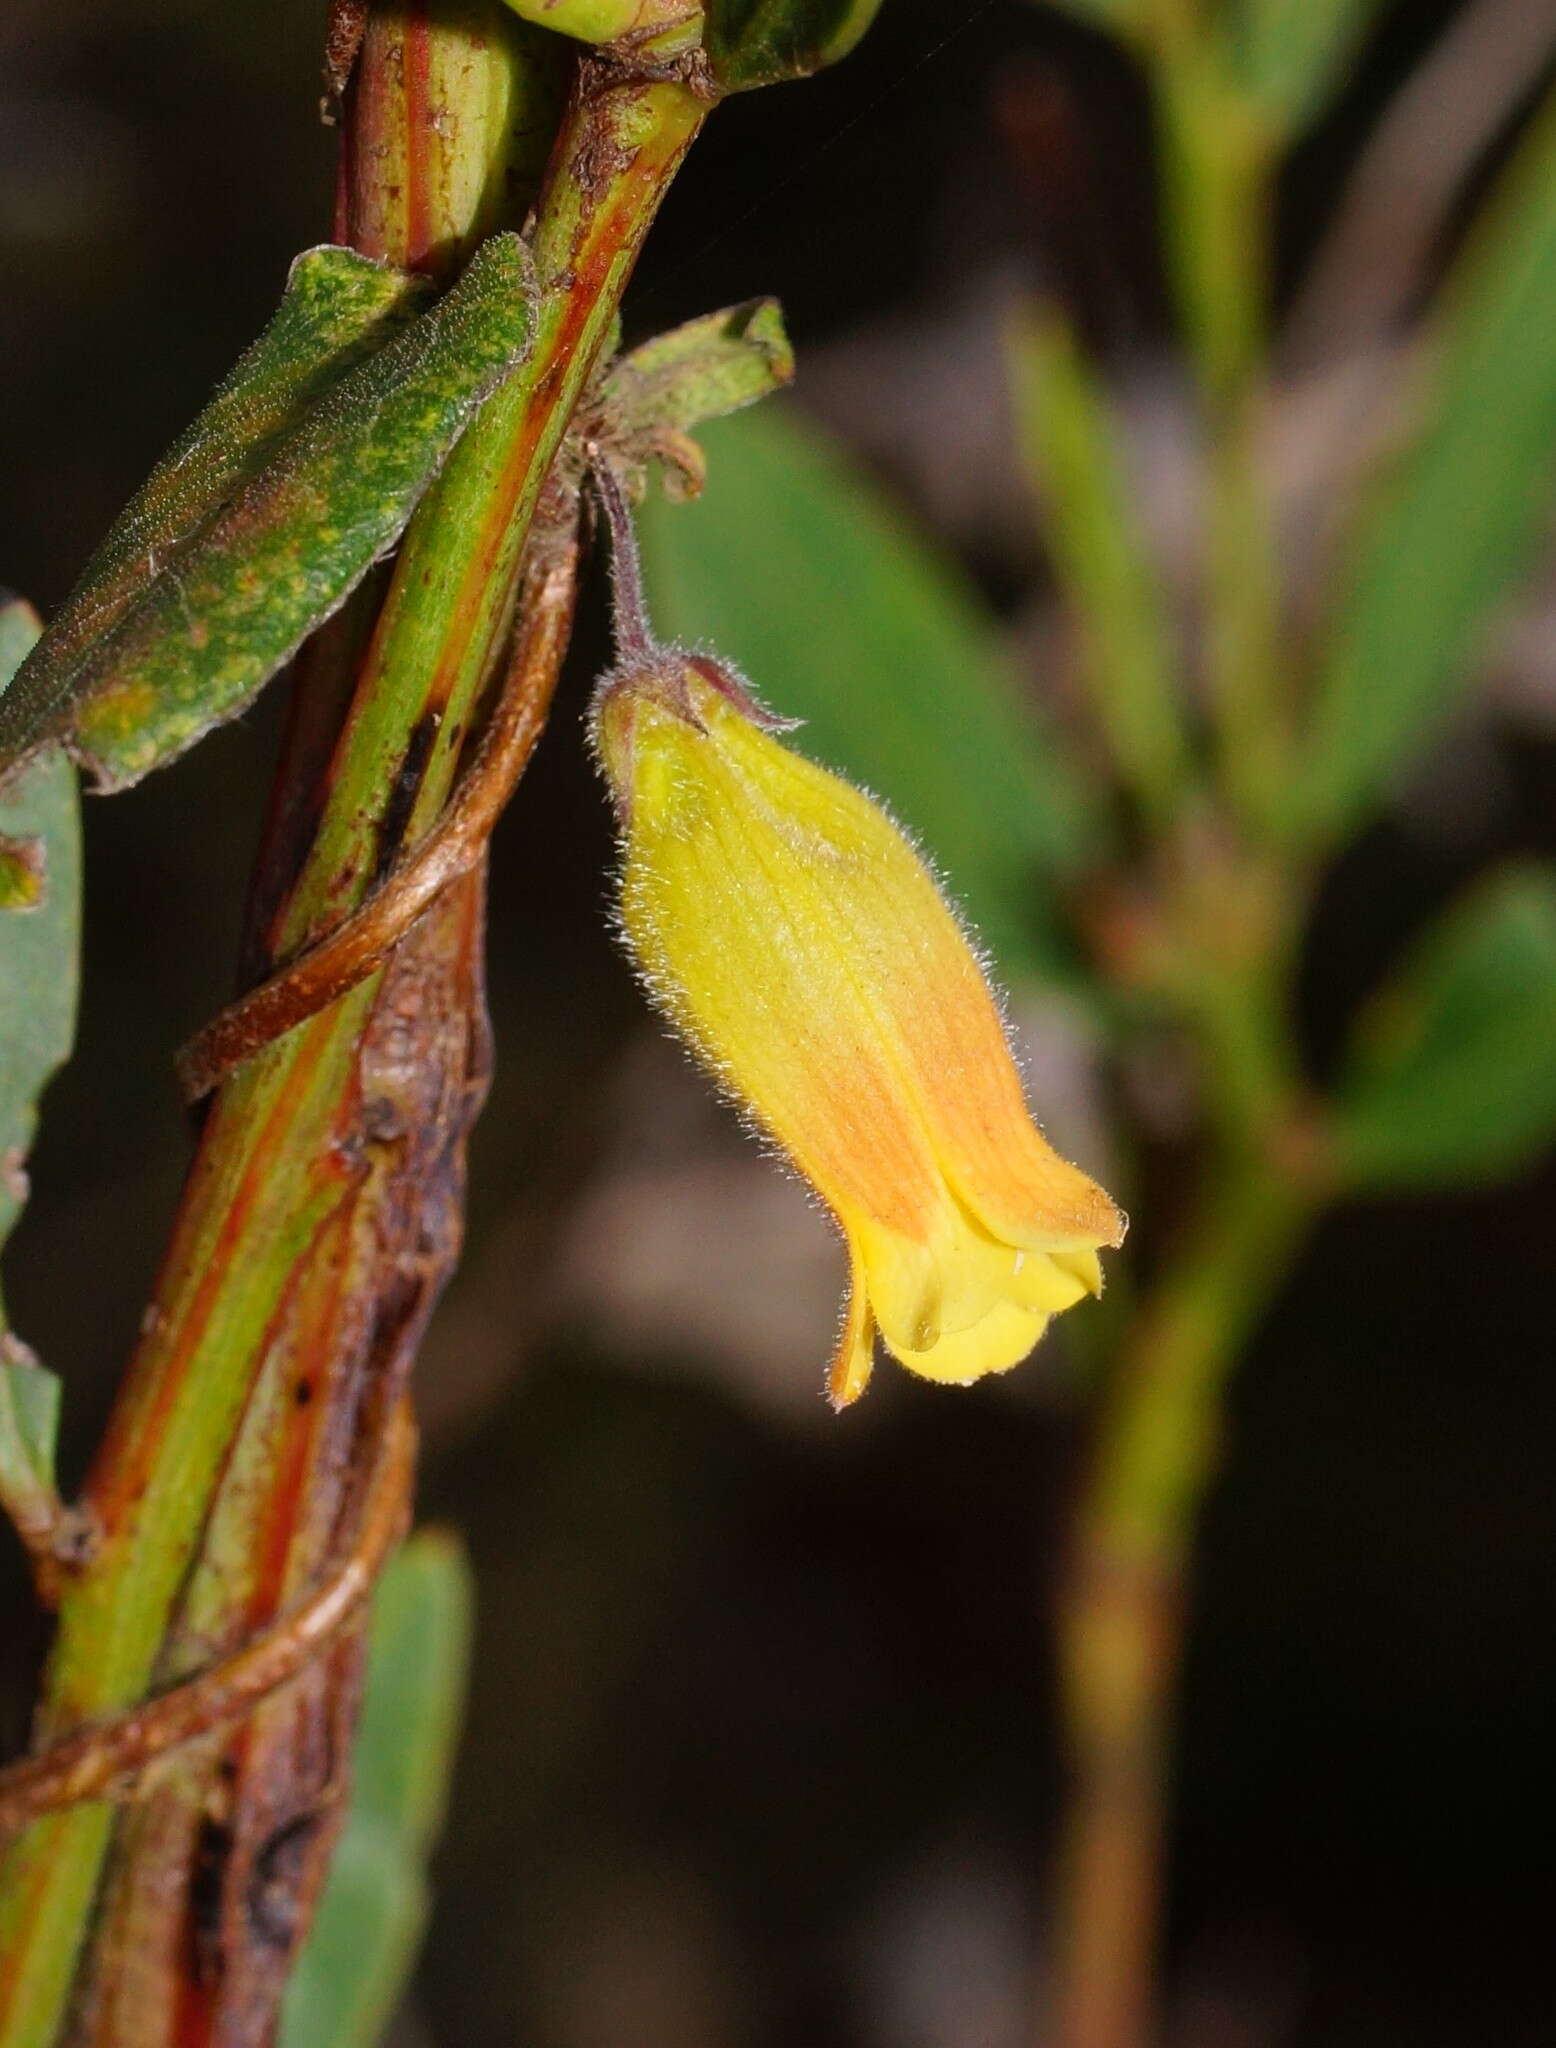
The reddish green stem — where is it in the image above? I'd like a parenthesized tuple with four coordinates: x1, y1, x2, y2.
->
(0, 37, 704, 2043)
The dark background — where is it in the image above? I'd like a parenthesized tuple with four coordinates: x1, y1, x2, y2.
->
(3, 3, 1555, 2042)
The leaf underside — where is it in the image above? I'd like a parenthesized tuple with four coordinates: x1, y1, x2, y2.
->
(0, 599, 80, 1521)
(0, 603, 81, 1281)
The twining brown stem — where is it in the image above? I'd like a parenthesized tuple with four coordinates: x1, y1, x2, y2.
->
(177, 524, 580, 1103)
(0, 1401, 414, 1844)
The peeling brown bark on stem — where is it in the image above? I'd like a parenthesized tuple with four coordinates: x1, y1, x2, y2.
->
(179, 527, 580, 1105)
(0, 1404, 416, 1844)
(79, 861, 498, 2047)
(76, 523, 581, 2041)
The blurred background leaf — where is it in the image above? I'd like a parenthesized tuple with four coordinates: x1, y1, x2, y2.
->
(1225, 0, 1386, 134)
(1334, 865, 1556, 1187)
(639, 402, 1099, 979)
(1009, 302, 1188, 830)
(1296, 87, 1556, 844)
(280, 1531, 475, 2048)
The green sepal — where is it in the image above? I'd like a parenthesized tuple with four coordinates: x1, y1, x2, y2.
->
(280, 1532, 475, 2048)
(1, 234, 534, 793)
(1334, 865, 1556, 1189)
(601, 298, 794, 434)
(704, 0, 881, 91)
(0, 602, 81, 1281)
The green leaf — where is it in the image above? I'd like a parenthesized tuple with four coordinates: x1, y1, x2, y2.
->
(0, 602, 81, 1284)
(1295, 91, 1556, 844)
(1226, 0, 1384, 133)
(0, 835, 44, 912)
(280, 1532, 475, 2048)
(0, 598, 74, 1540)
(0, 603, 40, 682)
(0, 233, 533, 793)
(1009, 302, 1188, 827)
(704, 0, 882, 91)
(0, 251, 423, 786)
(638, 402, 1099, 978)
(0, 250, 425, 796)
(600, 298, 794, 435)
(0, 1341, 63, 1546)
(1334, 865, 1556, 1188)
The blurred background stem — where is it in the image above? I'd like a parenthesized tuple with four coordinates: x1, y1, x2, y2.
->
(1049, 14, 1318, 2040)
(1052, 1144, 1313, 2048)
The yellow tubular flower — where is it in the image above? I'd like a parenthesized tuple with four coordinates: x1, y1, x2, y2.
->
(587, 466, 1124, 1406)
(590, 647, 1125, 1408)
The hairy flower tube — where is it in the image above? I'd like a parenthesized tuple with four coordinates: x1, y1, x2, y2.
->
(589, 599, 1125, 1407)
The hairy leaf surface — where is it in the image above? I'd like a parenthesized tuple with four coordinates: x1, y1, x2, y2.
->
(0, 235, 532, 792)
(705, 0, 882, 89)
(600, 298, 794, 434)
